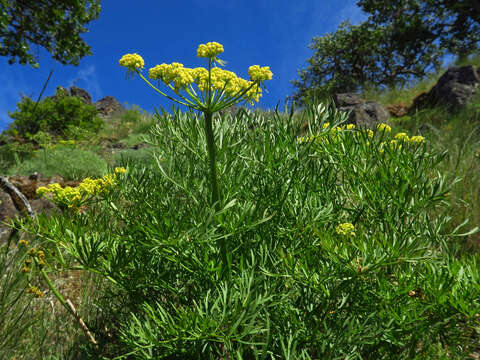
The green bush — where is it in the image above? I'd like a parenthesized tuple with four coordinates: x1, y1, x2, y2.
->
(15, 102, 479, 358)
(0, 141, 35, 174)
(8, 88, 104, 138)
(117, 106, 143, 124)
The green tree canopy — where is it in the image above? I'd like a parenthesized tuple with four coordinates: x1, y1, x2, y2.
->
(292, 0, 480, 104)
(0, 0, 101, 67)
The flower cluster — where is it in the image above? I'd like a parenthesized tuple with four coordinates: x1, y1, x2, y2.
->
(336, 222, 355, 236)
(409, 135, 425, 143)
(18, 239, 29, 247)
(378, 133, 425, 153)
(298, 122, 425, 154)
(248, 65, 273, 82)
(120, 42, 273, 106)
(26, 285, 44, 298)
(119, 53, 145, 71)
(148, 61, 263, 102)
(22, 247, 47, 274)
(36, 167, 126, 211)
(377, 123, 392, 132)
(393, 132, 425, 143)
(196, 42, 224, 58)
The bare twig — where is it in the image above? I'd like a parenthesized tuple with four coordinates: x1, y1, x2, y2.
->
(0, 176, 34, 218)
(66, 299, 98, 347)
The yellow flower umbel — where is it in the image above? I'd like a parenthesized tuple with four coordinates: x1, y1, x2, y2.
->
(36, 169, 126, 212)
(336, 222, 355, 237)
(248, 64, 273, 88)
(119, 53, 145, 74)
(377, 123, 392, 133)
(26, 285, 44, 298)
(197, 41, 225, 66)
(409, 135, 425, 144)
(114, 167, 127, 174)
(119, 42, 273, 112)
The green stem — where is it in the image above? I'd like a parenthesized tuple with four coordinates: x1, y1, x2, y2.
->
(40, 268, 75, 317)
(204, 111, 219, 208)
(203, 111, 228, 278)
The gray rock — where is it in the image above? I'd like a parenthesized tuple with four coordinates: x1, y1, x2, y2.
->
(0, 189, 17, 243)
(0, 175, 67, 244)
(333, 93, 390, 128)
(94, 96, 125, 117)
(69, 86, 92, 105)
(411, 65, 480, 112)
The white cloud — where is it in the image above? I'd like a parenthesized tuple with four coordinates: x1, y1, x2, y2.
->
(67, 65, 103, 101)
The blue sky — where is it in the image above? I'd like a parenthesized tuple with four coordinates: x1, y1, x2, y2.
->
(0, 0, 369, 132)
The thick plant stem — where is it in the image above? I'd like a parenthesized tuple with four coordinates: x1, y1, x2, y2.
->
(204, 112, 220, 208)
(203, 111, 228, 277)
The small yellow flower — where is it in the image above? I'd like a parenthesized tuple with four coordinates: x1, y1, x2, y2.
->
(394, 132, 409, 141)
(26, 285, 38, 294)
(36, 186, 50, 197)
(119, 53, 145, 71)
(37, 259, 46, 267)
(322, 122, 330, 129)
(114, 167, 127, 174)
(336, 222, 355, 236)
(196, 42, 224, 58)
(248, 65, 273, 82)
(345, 124, 356, 130)
(377, 123, 391, 132)
(21, 266, 30, 274)
(409, 135, 425, 143)
(18, 239, 29, 247)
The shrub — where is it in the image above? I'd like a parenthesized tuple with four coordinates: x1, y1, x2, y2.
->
(0, 141, 35, 174)
(8, 88, 104, 138)
(16, 102, 479, 358)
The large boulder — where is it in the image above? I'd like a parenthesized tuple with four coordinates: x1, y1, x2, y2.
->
(386, 103, 409, 117)
(0, 189, 17, 242)
(333, 93, 390, 128)
(48, 86, 126, 118)
(94, 96, 125, 117)
(69, 86, 92, 105)
(411, 65, 480, 112)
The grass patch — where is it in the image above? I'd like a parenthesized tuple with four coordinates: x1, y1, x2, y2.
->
(7, 144, 108, 180)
